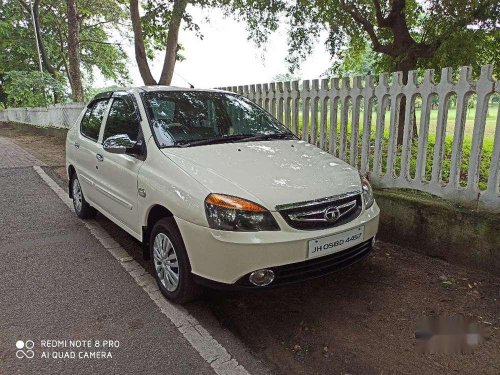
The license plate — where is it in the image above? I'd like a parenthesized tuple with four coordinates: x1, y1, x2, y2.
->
(308, 226, 365, 259)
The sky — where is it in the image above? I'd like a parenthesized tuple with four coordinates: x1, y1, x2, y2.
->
(110, 6, 333, 89)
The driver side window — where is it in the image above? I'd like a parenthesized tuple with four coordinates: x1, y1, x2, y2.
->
(103, 95, 141, 142)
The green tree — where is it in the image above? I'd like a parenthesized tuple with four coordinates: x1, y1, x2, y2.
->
(4, 71, 64, 107)
(229, 0, 499, 143)
(0, 0, 130, 105)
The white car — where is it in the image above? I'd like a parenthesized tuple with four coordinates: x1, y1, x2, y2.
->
(66, 87, 380, 303)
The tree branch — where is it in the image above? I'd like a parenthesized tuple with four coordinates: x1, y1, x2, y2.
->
(79, 39, 123, 46)
(340, 0, 395, 56)
(56, 24, 71, 85)
(17, 0, 29, 12)
(130, 0, 157, 85)
(82, 20, 130, 30)
(158, 0, 188, 85)
(372, 0, 390, 27)
(18, 0, 58, 76)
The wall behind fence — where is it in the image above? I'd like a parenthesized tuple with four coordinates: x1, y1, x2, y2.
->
(220, 65, 500, 212)
(0, 103, 84, 129)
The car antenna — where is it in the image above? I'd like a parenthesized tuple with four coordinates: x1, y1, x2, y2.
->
(174, 72, 195, 88)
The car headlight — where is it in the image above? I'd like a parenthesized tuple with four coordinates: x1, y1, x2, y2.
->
(205, 193, 280, 231)
(361, 175, 374, 209)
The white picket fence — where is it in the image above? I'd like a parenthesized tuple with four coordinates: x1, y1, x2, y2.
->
(219, 65, 500, 212)
(0, 103, 84, 129)
(1, 65, 499, 211)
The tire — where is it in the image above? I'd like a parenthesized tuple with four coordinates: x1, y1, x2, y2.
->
(71, 173, 97, 219)
(150, 217, 201, 304)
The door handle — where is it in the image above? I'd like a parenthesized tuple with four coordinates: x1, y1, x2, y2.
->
(74, 142, 80, 149)
(96, 154, 104, 162)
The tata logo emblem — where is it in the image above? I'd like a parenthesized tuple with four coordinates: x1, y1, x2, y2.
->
(324, 206, 341, 222)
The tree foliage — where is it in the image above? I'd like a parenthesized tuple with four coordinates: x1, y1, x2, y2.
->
(229, 0, 499, 144)
(0, 0, 130, 106)
(3, 71, 64, 107)
(228, 0, 499, 76)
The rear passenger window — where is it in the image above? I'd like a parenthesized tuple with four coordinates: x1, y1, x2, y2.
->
(81, 100, 108, 141)
(103, 96, 141, 142)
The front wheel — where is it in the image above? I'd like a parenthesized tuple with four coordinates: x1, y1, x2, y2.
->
(150, 217, 201, 304)
(71, 173, 96, 219)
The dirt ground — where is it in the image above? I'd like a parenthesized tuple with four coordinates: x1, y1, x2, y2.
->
(0, 122, 68, 180)
(2, 121, 499, 375)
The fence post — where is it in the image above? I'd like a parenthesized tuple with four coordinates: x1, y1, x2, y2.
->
(350, 76, 363, 167)
(360, 75, 375, 175)
(482, 84, 500, 209)
(448, 66, 473, 189)
(415, 69, 435, 184)
(284, 81, 292, 130)
(399, 70, 418, 182)
(319, 78, 330, 150)
(430, 67, 453, 187)
(301, 80, 311, 141)
(385, 71, 404, 180)
(467, 65, 495, 197)
(373, 73, 390, 179)
(276, 82, 284, 123)
(339, 77, 351, 160)
(329, 78, 340, 156)
(310, 79, 320, 145)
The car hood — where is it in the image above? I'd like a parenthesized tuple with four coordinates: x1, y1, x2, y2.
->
(161, 140, 362, 210)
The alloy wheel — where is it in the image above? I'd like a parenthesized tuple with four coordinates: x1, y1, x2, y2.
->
(72, 178, 83, 213)
(153, 232, 180, 292)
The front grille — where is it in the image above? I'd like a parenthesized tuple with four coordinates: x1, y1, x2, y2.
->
(278, 193, 363, 230)
(236, 239, 373, 287)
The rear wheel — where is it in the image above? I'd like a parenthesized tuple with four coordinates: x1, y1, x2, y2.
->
(150, 217, 201, 304)
(71, 173, 96, 219)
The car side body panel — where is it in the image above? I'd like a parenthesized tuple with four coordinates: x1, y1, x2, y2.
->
(137, 136, 211, 230)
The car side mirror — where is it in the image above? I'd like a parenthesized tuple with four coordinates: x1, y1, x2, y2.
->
(103, 134, 138, 154)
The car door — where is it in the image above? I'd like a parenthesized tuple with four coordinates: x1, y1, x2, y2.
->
(93, 93, 145, 237)
(74, 99, 110, 205)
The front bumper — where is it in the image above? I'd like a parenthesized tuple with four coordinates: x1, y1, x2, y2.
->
(235, 239, 373, 288)
(176, 202, 380, 285)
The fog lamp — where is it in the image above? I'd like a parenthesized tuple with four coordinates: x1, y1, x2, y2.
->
(249, 269, 275, 286)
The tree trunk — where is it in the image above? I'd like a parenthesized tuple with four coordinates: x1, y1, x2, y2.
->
(130, 0, 157, 85)
(158, 0, 188, 85)
(396, 58, 418, 145)
(66, 0, 84, 102)
(18, 0, 61, 103)
(31, 0, 57, 76)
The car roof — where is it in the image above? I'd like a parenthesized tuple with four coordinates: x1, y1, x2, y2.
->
(91, 86, 231, 102)
(138, 86, 227, 93)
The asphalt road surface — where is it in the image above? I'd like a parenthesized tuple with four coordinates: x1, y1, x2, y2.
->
(0, 138, 267, 375)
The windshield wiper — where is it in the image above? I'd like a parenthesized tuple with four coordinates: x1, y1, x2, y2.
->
(236, 132, 297, 142)
(175, 132, 297, 148)
(176, 134, 254, 148)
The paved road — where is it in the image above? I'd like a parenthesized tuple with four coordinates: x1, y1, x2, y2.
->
(0, 137, 43, 168)
(0, 138, 258, 374)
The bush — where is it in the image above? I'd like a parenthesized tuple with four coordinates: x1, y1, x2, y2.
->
(3, 71, 65, 107)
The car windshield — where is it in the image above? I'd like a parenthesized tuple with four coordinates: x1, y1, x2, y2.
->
(141, 91, 295, 147)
